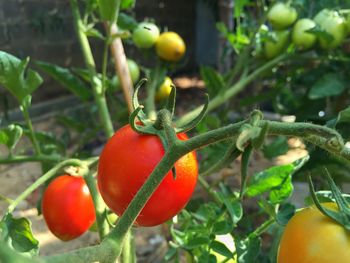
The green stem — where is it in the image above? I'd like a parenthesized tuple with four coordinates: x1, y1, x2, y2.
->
(70, 0, 114, 138)
(7, 159, 86, 213)
(176, 54, 287, 126)
(0, 155, 61, 164)
(121, 231, 136, 263)
(248, 218, 275, 238)
(84, 172, 109, 240)
(21, 106, 41, 155)
(197, 176, 222, 205)
(101, 29, 110, 94)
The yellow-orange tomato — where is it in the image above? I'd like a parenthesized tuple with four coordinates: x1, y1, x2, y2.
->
(156, 32, 186, 62)
(155, 76, 173, 101)
(278, 202, 350, 263)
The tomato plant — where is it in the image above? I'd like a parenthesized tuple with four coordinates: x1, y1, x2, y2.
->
(97, 124, 198, 226)
(292, 18, 317, 49)
(132, 22, 160, 49)
(41, 175, 96, 241)
(156, 31, 186, 62)
(278, 202, 350, 263)
(314, 9, 347, 49)
(267, 2, 298, 29)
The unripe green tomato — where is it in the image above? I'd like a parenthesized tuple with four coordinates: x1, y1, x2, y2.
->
(267, 2, 298, 29)
(292, 18, 317, 49)
(110, 59, 140, 91)
(132, 22, 160, 49)
(127, 59, 140, 83)
(264, 30, 290, 59)
(314, 9, 347, 49)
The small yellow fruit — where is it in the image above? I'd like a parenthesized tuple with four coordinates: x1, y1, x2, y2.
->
(156, 32, 186, 62)
(155, 77, 173, 101)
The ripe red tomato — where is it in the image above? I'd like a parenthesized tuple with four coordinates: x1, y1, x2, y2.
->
(42, 175, 96, 241)
(97, 124, 198, 226)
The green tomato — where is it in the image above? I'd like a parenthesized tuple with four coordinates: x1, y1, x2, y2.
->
(267, 2, 298, 29)
(110, 59, 140, 91)
(314, 9, 346, 49)
(264, 30, 290, 59)
(292, 18, 317, 49)
(132, 22, 160, 49)
(127, 59, 140, 83)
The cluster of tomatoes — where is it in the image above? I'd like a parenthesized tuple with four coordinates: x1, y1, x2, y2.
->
(263, 2, 349, 58)
(42, 127, 198, 241)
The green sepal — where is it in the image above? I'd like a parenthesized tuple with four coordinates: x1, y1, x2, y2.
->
(308, 173, 350, 231)
(175, 94, 209, 133)
(240, 145, 253, 198)
(165, 84, 177, 119)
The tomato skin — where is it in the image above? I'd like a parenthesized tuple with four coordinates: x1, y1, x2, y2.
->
(42, 175, 96, 241)
(277, 202, 350, 263)
(132, 22, 160, 49)
(156, 32, 186, 62)
(97, 124, 198, 226)
(155, 76, 173, 101)
(267, 3, 297, 29)
(314, 9, 346, 49)
(292, 18, 317, 49)
(264, 30, 290, 59)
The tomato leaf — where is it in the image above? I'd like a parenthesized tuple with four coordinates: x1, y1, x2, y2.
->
(186, 236, 211, 249)
(336, 106, 350, 125)
(98, 0, 120, 22)
(212, 221, 233, 235)
(276, 204, 295, 225)
(269, 175, 293, 204)
(246, 156, 309, 198)
(262, 136, 289, 159)
(217, 193, 243, 225)
(0, 51, 43, 105)
(0, 213, 39, 256)
(0, 124, 23, 152)
(36, 61, 92, 101)
(120, 0, 135, 10)
(210, 240, 234, 259)
(118, 12, 138, 30)
(235, 236, 261, 263)
(308, 73, 345, 99)
(200, 66, 226, 98)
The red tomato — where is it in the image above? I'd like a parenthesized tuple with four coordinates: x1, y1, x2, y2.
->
(42, 175, 96, 241)
(97, 124, 198, 226)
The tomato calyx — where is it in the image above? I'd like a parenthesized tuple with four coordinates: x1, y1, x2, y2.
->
(130, 78, 209, 137)
(308, 171, 350, 230)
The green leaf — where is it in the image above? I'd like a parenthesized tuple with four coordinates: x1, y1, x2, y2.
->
(235, 236, 261, 263)
(246, 156, 309, 197)
(120, 0, 135, 10)
(336, 107, 350, 125)
(210, 240, 234, 259)
(306, 25, 334, 43)
(308, 73, 345, 99)
(186, 236, 211, 249)
(200, 66, 226, 98)
(0, 51, 43, 105)
(118, 12, 138, 30)
(0, 213, 39, 256)
(98, 0, 120, 22)
(276, 204, 295, 225)
(217, 193, 243, 225)
(212, 221, 233, 235)
(36, 61, 92, 101)
(262, 136, 289, 159)
(269, 175, 293, 204)
(0, 124, 23, 152)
